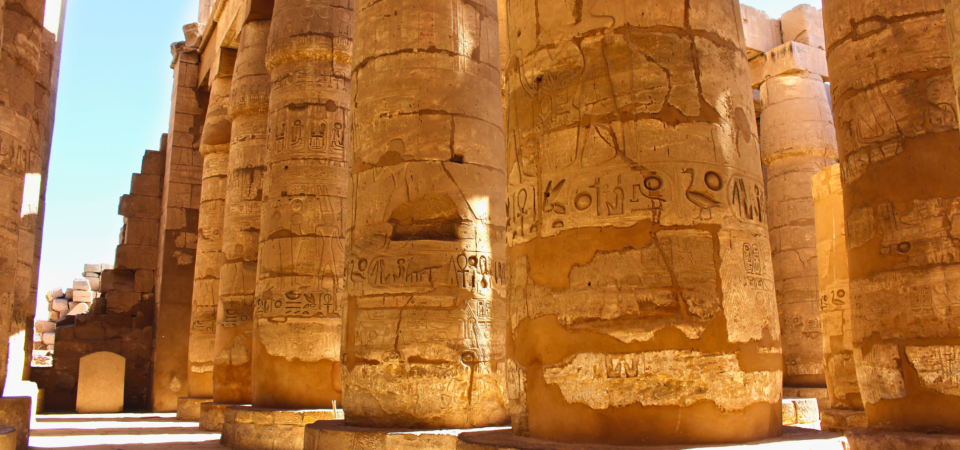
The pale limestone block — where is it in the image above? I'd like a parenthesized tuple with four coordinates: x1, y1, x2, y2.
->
(45, 288, 63, 301)
(50, 299, 68, 312)
(740, 4, 783, 58)
(40, 332, 54, 345)
(83, 263, 103, 273)
(64, 288, 73, 300)
(76, 352, 125, 413)
(750, 42, 829, 89)
(72, 278, 90, 291)
(34, 321, 54, 334)
(72, 290, 95, 303)
(66, 302, 89, 316)
(781, 4, 826, 50)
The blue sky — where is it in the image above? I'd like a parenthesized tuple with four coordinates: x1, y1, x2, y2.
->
(36, 0, 821, 312)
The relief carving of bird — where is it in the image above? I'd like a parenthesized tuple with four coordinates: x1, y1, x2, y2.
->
(682, 168, 721, 220)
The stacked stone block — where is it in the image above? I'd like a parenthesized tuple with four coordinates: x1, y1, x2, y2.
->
(29, 147, 165, 412)
(151, 28, 208, 413)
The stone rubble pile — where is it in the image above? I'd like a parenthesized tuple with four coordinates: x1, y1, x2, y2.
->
(31, 264, 112, 366)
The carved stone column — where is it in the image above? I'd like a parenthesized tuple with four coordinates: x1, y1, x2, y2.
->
(497, 0, 780, 446)
(253, 0, 350, 410)
(753, 42, 837, 387)
(340, 0, 508, 431)
(0, 0, 47, 397)
(825, 0, 960, 440)
(947, 0, 960, 118)
(812, 165, 867, 433)
(180, 62, 234, 421)
(206, 20, 271, 430)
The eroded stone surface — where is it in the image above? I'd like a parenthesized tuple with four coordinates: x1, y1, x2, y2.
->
(0, 397, 29, 450)
(847, 429, 960, 450)
(251, 0, 351, 409)
(543, 351, 780, 411)
(215, 17, 271, 407)
(813, 165, 862, 411)
(343, 0, 508, 430)
(501, 0, 781, 445)
(187, 67, 234, 403)
(824, 0, 960, 433)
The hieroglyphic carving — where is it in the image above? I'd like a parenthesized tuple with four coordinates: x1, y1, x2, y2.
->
(503, 0, 780, 443)
(543, 351, 781, 411)
(249, 0, 352, 408)
(854, 344, 906, 405)
(906, 345, 960, 397)
(345, 0, 508, 429)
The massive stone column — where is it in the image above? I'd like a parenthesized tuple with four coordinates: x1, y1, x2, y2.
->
(753, 41, 837, 387)
(496, 0, 781, 446)
(180, 59, 235, 421)
(812, 164, 866, 433)
(824, 0, 960, 438)
(204, 19, 271, 432)
(0, 0, 47, 397)
(253, 0, 350, 411)
(338, 0, 507, 432)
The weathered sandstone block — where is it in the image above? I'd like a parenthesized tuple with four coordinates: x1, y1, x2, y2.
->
(824, 0, 960, 433)
(780, 4, 826, 50)
(501, 0, 781, 445)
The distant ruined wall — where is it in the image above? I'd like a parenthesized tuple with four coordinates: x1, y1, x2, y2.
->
(32, 146, 166, 411)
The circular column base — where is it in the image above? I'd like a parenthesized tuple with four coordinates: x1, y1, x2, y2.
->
(847, 429, 960, 449)
(221, 405, 340, 450)
(177, 397, 212, 421)
(0, 426, 16, 450)
(200, 402, 241, 432)
(820, 409, 867, 433)
(456, 428, 848, 450)
(304, 419, 508, 450)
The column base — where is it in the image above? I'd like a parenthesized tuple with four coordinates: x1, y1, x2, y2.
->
(221, 405, 340, 450)
(847, 429, 960, 449)
(457, 427, 848, 450)
(0, 397, 31, 450)
(782, 398, 820, 426)
(176, 397, 212, 421)
(0, 426, 15, 450)
(820, 409, 867, 433)
(304, 419, 509, 450)
(782, 387, 830, 410)
(200, 402, 242, 432)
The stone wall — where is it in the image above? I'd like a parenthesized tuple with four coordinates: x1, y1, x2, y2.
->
(31, 147, 165, 412)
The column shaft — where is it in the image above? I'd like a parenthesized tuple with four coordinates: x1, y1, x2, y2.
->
(187, 74, 233, 398)
(824, 0, 960, 432)
(812, 165, 862, 410)
(215, 19, 271, 405)
(0, 0, 47, 395)
(503, 0, 781, 445)
(760, 72, 837, 387)
(343, 0, 508, 429)
(252, 0, 352, 409)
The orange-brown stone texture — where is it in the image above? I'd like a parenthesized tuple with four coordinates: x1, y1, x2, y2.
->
(824, 0, 960, 433)
(502, 0, 782, 446)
